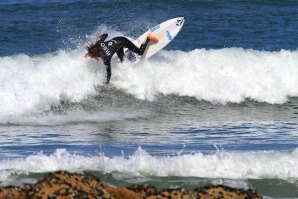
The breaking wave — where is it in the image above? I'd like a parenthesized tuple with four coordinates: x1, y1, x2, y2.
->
(1, 43, 298, 118)
(1, 147, 298, 182)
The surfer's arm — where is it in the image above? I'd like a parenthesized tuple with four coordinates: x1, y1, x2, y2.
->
(97, 33, 108, 42)
(103, 59, 111, 84)
(116, 48, 124, 62)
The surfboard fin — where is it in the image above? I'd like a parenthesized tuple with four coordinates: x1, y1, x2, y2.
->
(147, 33, 159, 43)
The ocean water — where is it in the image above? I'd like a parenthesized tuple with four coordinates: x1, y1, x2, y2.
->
(1, 0, 298, 198)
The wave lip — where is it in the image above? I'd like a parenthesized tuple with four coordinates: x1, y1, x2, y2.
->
(1, 148, 298, 182)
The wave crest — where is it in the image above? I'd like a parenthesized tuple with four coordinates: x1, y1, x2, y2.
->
(1, 147, 298, 182)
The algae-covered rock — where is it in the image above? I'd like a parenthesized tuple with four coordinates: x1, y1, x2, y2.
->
(0, 171, 262, 199)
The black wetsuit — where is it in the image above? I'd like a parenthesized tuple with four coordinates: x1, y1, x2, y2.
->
(95, 34, 150, 84)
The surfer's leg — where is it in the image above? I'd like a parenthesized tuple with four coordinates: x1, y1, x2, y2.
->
(119, 37, 149, 56)
(125, 34, 158, 55)
(138, 39, 150, 55)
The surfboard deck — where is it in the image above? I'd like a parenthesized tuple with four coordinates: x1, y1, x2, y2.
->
(125, 17, 185, 62)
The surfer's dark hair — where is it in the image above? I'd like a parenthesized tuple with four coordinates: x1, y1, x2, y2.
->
(85, 41, 101, 59)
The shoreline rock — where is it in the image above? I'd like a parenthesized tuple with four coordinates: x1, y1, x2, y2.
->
(0, 171, 262, 199)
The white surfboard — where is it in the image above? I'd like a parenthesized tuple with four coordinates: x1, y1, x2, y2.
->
(125, 17, 185, 62)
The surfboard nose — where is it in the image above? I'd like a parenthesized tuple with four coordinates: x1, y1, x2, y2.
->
(176, 17, 185, 26)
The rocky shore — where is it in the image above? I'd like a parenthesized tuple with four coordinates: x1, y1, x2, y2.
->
(0, 171, 262, 199)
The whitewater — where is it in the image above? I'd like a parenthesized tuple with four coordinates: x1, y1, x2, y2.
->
(1, 47, 298, 119)
(1, 147, 298, 184)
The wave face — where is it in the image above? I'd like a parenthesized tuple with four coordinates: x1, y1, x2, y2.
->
(1, 147, 298, 183)
(1, 48, 298, 118)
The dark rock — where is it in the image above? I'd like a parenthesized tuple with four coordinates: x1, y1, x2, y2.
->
(0, 171, 262, 199)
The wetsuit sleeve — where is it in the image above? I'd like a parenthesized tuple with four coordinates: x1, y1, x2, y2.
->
(103, 59, 111, 84)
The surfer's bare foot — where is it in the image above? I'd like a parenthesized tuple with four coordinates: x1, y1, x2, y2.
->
(103, 82, 111, 89)
(147, 33, 159, 43)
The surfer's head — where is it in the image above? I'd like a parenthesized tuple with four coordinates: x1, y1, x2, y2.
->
(85, 42, 102, 59)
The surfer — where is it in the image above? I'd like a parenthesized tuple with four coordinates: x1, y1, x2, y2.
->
(85, 33, 158, 86)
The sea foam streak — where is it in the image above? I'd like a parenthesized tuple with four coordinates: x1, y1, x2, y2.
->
(1, 48, 298, 118)
(1, 147, 298, 182)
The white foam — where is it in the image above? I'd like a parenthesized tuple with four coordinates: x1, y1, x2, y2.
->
(113, 48, 298, 103)
(0, 50, 104, 117)
(1, 148, 298, 182)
